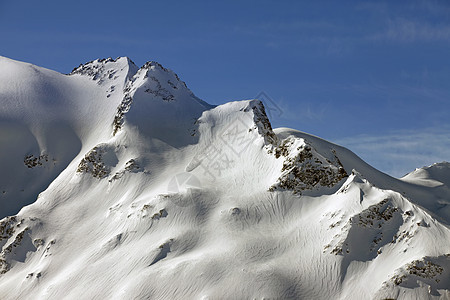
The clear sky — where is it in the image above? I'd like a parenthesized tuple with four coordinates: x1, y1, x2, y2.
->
(1, 0, 449, 177)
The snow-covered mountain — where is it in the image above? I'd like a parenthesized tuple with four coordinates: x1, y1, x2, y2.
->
(0, 56, 449, 299)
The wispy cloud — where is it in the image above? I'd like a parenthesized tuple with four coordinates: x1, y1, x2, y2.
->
(410, 0, 450, 17)
(334, 127, 450, 177)
(232, 20, 340, 37)
(232, 19, 356, 56)
(369, 18, 450, 43)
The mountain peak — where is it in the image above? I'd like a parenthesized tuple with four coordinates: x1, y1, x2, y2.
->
(141, 60, 168, 71)
(68, 56, 139, 84)
(402, 161, 450, 187)
(0, 57, 449, 300)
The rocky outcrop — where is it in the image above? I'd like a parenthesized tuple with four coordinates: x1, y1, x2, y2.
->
(112, 61, 188, 136)
(245, 100, 277, 146)
(69, 57, 136, 85)
(144, 76, 175, 102)
(0, 216, 30, 275)
(269, 137, 347, 194)
(113, 88, 133, 135)
(76, 146, 110, 178)
(0, 217, 17, 244)
(324, 197, 403, 256)
(391, 257, 447, 286)
(0, 227, 29, 274)
(109, 159, 141, 182)
(24, 154, 49, 168)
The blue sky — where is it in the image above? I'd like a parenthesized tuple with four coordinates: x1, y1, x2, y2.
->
(1, 0, 449, 177)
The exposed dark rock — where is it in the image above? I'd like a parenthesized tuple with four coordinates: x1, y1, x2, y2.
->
(76, 147, 109, 178)
(0, 216, 17, 242)
(24, 154, 48, 169)
(245, 101, 277, 146)
(392, 258, 445, 285)
(269, 138, 347, 194)
(0, 227, 30, 274)
(109, 159, 141, 182)
(354, 199, 399, 228)
(144, 76, 175, 102)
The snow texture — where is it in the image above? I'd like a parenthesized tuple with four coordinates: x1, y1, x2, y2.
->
(0, 56, 449, 299)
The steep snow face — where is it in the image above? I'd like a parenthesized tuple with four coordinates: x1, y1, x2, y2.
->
(402, 162, 450, 188)
(112, 60, 213, 147)
(400, 162, 450, 227)
(0, 57, 450, 300)
(0, 56, 210, 218)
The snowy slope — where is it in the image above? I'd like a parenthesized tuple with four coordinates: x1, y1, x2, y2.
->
(0, 56, 449, 299)
(0, 56, 210, 218)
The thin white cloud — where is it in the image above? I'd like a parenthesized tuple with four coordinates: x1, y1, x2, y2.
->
(334, 127, 450, 177)
(232, 20, 340, 37)
(232, 19, 356, 57)
(411, 0, 450, 16)
(369, 18, 450, 43)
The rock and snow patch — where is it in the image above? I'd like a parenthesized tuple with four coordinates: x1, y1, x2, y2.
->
(382, 255, 450, 298)
(109, 159, 141, 182)
(23, 154, 50, 169)
(0, 216, 37, 275)
(393, 258, 445, 285)
(326, 197, 403, 257)
(76, 144, 118, 178)
(269, 137, 348, 194)
(69, 57, 138, 86)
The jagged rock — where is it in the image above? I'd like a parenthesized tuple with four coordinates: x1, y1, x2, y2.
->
(24, 154, 48, 168)
(269, 138, 347, 194)
(109, 159, 141, 182)
(0, 216, 17, 243)
(392, 257, 446, 286)
(325, 197, 404, 256)
(113, 92, 133, 135)
(112, 61, 186, 135)
(76, 146, 109, 178)
(144, 76, 175, 102)
(245, 100, 277, 145)
(69, 57, 136, 85)
(354, 199, 399, 228)
(0, 227, 30, 274)
(151, 209, 168, 220)
(406, 260, 444, 280)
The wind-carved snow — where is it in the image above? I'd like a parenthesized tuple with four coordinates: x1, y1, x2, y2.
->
(0, 56, 450, 300)
(150, 238, 173, 266)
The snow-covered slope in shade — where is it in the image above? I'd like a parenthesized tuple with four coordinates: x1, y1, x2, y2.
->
(0, 57, 449, 299)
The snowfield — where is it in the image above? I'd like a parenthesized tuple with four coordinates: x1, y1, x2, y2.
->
(0, 56, 449, 299)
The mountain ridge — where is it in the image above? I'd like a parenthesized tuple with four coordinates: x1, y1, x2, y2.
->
(0, 57, 449, 299)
